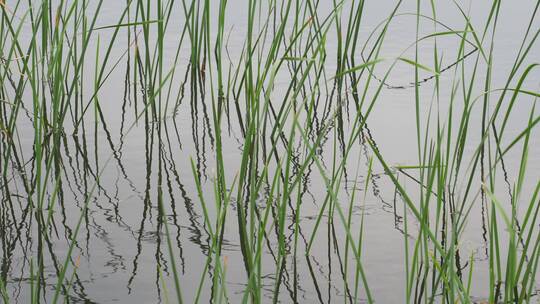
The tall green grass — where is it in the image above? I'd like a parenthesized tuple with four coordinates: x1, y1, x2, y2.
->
(0, 0, 539, 303)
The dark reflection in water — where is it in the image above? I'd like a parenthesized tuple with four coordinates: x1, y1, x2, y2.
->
(1, 1, 540, 303)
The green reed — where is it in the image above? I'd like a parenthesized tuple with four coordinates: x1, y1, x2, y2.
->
(0, 0, 539, 303)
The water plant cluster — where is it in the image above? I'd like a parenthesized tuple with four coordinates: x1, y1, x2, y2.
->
(0, 0, 539, 303)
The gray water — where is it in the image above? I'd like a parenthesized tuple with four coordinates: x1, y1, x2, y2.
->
(2, 0, 540, 303)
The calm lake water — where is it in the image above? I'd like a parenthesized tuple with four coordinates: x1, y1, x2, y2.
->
(2, 0, 539, 303)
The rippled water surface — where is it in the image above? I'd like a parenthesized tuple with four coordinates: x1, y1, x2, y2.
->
(1, 0, 540, 303)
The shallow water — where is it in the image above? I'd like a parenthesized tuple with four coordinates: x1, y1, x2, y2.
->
(1, 1, 540, 303)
